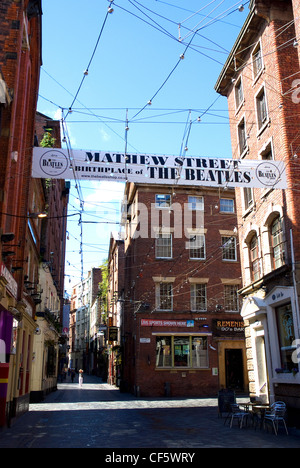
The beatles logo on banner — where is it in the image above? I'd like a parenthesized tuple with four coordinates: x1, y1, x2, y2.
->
(32, 147, 287, 189)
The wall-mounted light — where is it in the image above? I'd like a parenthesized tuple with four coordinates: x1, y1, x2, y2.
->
(28, 212, 47, 219)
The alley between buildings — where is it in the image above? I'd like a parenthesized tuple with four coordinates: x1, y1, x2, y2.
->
(0, 374, 299, 450)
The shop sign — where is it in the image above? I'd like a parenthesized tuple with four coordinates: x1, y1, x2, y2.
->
(108, 326, 118, 342)
(212, 319, 245, 337)
(32, 148, 287, 189)
(141, 319, 194, 327)
(140, 338, 151, 343)
(0, 263, 17, 299)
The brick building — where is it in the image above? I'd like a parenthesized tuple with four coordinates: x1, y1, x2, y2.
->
(34, 112, 70, 322)
(107, 231, 124, 386)
(30, 112, 69, 402)
(69, 268, 102, 374)
(0, 0, 42, 426)
(215, 0, 300, 424)
(120, 182, 247, 397)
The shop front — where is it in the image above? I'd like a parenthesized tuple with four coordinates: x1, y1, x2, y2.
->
(0, 262, 37, 425)
(134, 317, 220, 397)
(241, 286, 300, 417)
(0, 262, 19, 427)
(0, 305, 13, 426)
(212, 319, 248, 393)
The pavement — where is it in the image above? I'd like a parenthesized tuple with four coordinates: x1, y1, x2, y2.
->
(0, 374, 299, 450)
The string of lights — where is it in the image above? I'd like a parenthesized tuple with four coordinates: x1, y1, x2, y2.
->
(34, 1, 300, 295)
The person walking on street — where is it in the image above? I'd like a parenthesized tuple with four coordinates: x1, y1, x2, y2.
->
(79, 369, 83, 388)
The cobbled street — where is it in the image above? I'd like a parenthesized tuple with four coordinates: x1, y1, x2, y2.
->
(0, 375, 299, 450)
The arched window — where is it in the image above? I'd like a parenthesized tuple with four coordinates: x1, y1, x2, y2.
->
(250, 234, 261, 282)
(271, 216, 285, 269)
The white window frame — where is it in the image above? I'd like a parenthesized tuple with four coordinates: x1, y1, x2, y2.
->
(155, 233, 172, 259)
(243, 187, 254, 213)
(220, 198, 234, 213)
(188, 196, 204, 211)
(252, 40, 264, 82)
(237, 116, 248, 157)
(156, 282, 173, 311)
(188, 234, 206, 260)
(255, 84, 269, 134)
(191, 283, 207, 312)
(222, 236, 237, 262)
(155, 194, 171, 208)
(224, 284, 239, 312)
(235, 77, 244, 111)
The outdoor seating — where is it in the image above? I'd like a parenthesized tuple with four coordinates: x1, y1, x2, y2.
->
(229, 403, 249, 429)
(264, 403, 288, 435)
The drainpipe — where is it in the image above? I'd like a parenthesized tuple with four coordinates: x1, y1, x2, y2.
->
(290, 229, 300, 337)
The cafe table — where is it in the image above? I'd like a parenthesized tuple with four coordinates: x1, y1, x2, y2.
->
(240, 403, 271, 429)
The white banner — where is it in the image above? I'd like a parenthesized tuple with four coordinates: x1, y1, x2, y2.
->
(31, 147, 287, 189)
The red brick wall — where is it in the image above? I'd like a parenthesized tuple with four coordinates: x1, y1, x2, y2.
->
(0, 1, 42, 300)
(122, 184, 244, 396)
(35, 112, 69, 308)
(292, 0, 300, 63)
(126, 188, 240, 310)
(224, 4, 300, 280)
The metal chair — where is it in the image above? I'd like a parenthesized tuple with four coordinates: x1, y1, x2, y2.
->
(229, 403, 249, 429)
(264, 404, 288, 435)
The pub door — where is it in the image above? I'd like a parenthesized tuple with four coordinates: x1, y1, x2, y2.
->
(225, 348, 244, 392)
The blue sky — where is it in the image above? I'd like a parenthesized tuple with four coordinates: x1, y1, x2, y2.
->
(37, 0, 249, 293)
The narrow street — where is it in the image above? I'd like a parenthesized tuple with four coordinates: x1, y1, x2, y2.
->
(0, 375, 299, 450)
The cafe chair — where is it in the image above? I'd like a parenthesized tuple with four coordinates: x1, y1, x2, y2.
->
(229, 404, 249, 429)
(264, 404, 288, 435)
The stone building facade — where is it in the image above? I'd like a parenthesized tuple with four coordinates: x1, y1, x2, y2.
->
(215, 0, 300, 425)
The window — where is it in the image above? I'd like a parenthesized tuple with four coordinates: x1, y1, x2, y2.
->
(156, 336, 208, 368)
(243, 187, 254, 211)
(261, 147, 273, 160)
(252, 42, 263, 78)
(156, 233, 172, 258)
(191, 283, 207, 311)
(238, 118, 247, 155)
(222, 236, 237, 261)
(155, 194, 171, 208)
(235, 79, 244, 109)
(276, 303, 298, 373)
(224, 285, 239, 311)
(174, 337, 190, 367)
(271, 216, 285, 269)
(156, 283, 173, 311)
(188, 196, 204, 211)
(156, 336, 172, 367)
(256, 88, 268, 129)
(249, 235, 261, 281)
(220, 198, 234, 213)
(188, 235, 205, 260)
(47, 345, 57, 377)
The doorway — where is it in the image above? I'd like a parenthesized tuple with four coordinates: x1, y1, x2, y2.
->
(225, 349, 244, 392)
